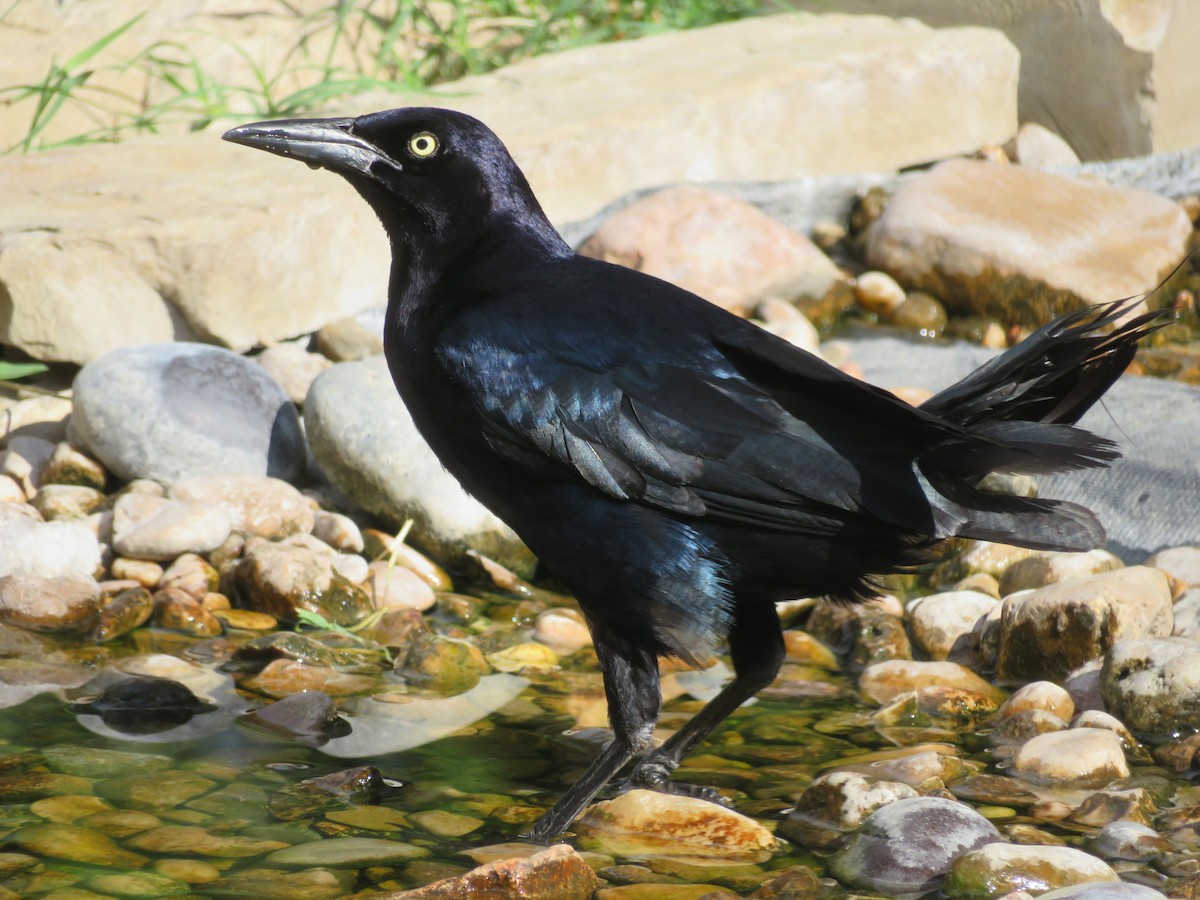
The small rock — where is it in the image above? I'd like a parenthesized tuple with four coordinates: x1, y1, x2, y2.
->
(315, 316, 385, 362)
(109, 558, 164, 589)
(69, 343, 306, 483)
(235, 540, 372, 625)
(0, 435, 54, 496)
(152, 588, 223, 637)
(854, 270, 906, 317)
(111, 494, 231, 561)
(168, 475, 314, 539)
(41, 442, 107, 490)
(265, 835, 427, 868)
(990, 708, 1068, 745)
(996, 682, 1075, 723)
(1067, 787, 1157, 828)
(11, 822, 148, 869)
(1038, 883, 1166, 899)
(384, 844, 598, 899)
(0, 574, 100, 634)
(579, 185, 846, 318)
(125, 824, 285, 857)
(29, 484, 104, 521)
(86, 587, 155, 643)
(157, 553, 219, 600)
(891, 291, 946, 336)
(237, 691, 349, 745)
(0, 395, 72, 446)
(87, 871, 190, 897)
(0, 474, 23, 502)
(1092, 820, 1173, 862)
(754, 298, 821, 354)
(395, 633, 490, 695)
(1101, 637, 1200, 741)
(1071, 710, 1147, 761)
(364, 560, 435, 611)
(780, 771, 918, 851)
(1010, 728, 1130, 788)
(577, 790, 779, 862)
(906, 590, 997, 661)
(932, 541, 1038, 586)
(1173, 587, 1200, 638)
(828, 796, 1001, 896)
(998, 549, 1123, 596)
(1012, 122, 1081, 169)
(804, 599, 911, 671)
(487, 643, 559, 673)
(943, 843, 1118, 898)
(1145, 545, 1200, 586)
(311, 510, 364, 553)
(534, 608, 593, 656)
(412, 809, 485, 838)
(860, 659, 1007, 705)
(255, 342, 333, 405)
(996, 566, 1173, 684)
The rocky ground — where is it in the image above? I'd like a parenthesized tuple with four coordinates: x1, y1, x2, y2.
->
(5, 6, 1200, 900)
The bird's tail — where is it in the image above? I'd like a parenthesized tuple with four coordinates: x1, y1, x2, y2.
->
(916, 295, 1174, 550)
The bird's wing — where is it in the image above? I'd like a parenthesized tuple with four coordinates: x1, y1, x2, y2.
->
(453, 326, 936, 534)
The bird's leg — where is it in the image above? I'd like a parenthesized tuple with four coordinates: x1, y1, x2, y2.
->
(524, 622, 661, 842)
(628, 602, 784, 798)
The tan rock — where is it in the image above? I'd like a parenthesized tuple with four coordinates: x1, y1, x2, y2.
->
(865, 159, 1192, 327)
(996, 566, 1174, 684)
(579, 186, 845, 316)
(382, 844, 598, 899)
(998, 549, 1124, 596)
(791, 0, 1200, 160)
(1013, 122, 1081, 170)
(0, 574, 100, 634)
(168, 475, 315, 539)
(859, 659, 1007, 705)
(577, 790, 779, 862)
(1011, 728, 1130, 788)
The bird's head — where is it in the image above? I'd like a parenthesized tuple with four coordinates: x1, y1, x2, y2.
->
(222, 107, 563, 260)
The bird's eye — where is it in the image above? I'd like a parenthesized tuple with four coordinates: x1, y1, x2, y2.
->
(408, 132, 439, 158)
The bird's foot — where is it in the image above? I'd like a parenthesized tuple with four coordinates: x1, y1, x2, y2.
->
(620, 757, 732, 807)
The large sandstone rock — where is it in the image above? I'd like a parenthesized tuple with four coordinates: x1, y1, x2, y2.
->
(0, 138, 389, 364)
(789, 0, 1200, 160)
(1, 13, 1018, 364)
(865, 159, 1192, 327)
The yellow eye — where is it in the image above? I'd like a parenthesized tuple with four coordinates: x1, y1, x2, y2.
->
(408, 132, 439, 158)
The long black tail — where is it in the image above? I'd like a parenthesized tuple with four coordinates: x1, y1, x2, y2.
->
(917, 296, 1174, 551)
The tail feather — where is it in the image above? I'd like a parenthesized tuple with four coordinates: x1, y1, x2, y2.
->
(917, 294, 1175, 551)
(920, 297, 1172, 427)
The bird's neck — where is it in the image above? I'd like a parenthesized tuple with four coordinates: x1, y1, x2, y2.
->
(385, 211, 569, 345)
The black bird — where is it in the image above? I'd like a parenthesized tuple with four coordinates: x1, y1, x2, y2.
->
(224, 108, 1169, 840)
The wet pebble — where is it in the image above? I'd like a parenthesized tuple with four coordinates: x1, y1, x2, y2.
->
(859, 659, 1007, 705)
(576, 790, 778, 863)
(0, 574, 100, 634)
(854, 270, 906, 316)
(11, 822, 149, 868)
(1092, 820, 1174, 862)
(1038, 883, 1166, 899)
(235, 540, 372, 625)
(1068, 786, 1157, 827)
(891, 290, 946, 335)
(781, 771, 918, 851)
(152, 588, 224, 637)
(111, 494, 231, 561)
(197, 867, 353, 899)
(169, 474, 315, 539)
(157, 553, 219, 600)
(906, 589, 997, 661)
(29, 484, 104, 521)
(265, 836, 428, 868)
(42, 745, 172, 779)
(411, 809, 484, 837)
(998, 549, 1123, 595)
(241, 659, 377, 699)
(87, 870, 190, 897)
(310, 510, 363, 553)
(996, 681, 1074, 723)
(828, 796, 1001, 896)
(533, 607, 592, 655)
(1010, 728, 1129, 788)
(0, 435, 54, 496)
(96, 770, 217, 811)
(943, 843, 1119, 898)
(237, 690, 349, 745)
(125, 824, 286, 858)
(1143, 545, 1200, 587)
(389, 844, 598, 899)
(1101, 637, 1200, 741)
(996, 566, 1173, 684)
(108, 558, 163, 589)
(364, 560, 435, 611)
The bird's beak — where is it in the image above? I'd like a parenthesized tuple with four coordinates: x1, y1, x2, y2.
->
(222, 117, 400, 178)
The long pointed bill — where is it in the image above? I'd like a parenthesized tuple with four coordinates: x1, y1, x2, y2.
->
(222, 117, 400, 178)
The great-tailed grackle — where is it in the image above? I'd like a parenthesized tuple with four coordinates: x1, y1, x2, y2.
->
(225, 108, 1169, 840)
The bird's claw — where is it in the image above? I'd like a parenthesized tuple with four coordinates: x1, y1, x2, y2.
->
(620, 758, 732, 807)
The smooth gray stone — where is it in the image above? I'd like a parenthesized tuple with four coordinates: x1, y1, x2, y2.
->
(69, 343, 305, 484)
(840, 333, 1200, 561)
